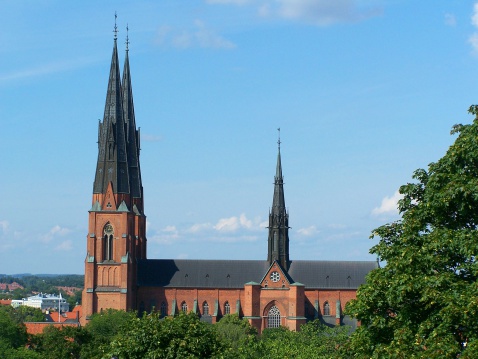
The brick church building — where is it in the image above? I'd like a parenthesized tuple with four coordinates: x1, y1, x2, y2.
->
(81, 33, 377, 332)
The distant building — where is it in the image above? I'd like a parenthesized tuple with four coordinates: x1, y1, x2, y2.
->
(81, 31, 377, 331)
(12, 293, 69, 312)
(0, 282, 24, 291)
(25, 310, 80, 335)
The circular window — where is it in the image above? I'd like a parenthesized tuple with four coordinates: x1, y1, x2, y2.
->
(104, 223, 113, 234)
(270, 271, 280, 282)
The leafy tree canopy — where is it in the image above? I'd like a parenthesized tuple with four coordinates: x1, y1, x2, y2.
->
(347, 106, 478, 358)
(106, 311, 223, 359)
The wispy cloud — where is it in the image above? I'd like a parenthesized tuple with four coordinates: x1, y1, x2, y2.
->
(0, 57, 97, 84)
(444, 13, 456, 26)
(0, 220, 8, 233)
(147, 214, 265, 245)
(141, 134, 162, 142)
(55, 240, 73, 251)
(469, 2, 478, 53)
(155, 20, 236, 49)
(371, 191, 402, 216)
(40, 225, 72, 243)
(214, 213, 253, 231)
(206, 0, 382, 26)
(206, 0, 250, 4)
(297, 225, 318, 237)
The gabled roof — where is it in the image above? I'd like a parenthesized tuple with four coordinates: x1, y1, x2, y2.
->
(137, 259, 377, 289)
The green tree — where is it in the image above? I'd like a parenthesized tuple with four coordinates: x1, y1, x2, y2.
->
(33, 325, 90, 359)
(80, 309, 136, 358)
(347, 106, 478, 358)
(257, 322, 349, 359)
(216, 314, 257, 348)
(106, 312, 222, 359)
(0, 306, 28, 350)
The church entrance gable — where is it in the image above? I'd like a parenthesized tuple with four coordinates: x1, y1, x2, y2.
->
(260, 261, 291, 289)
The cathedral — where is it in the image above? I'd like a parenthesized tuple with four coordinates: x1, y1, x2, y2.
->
(81, 33, 377, 332)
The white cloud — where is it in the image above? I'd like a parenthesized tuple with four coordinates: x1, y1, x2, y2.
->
(155, 20, 236, 49)
(214, 216, 241, 231)
(206, 0, 250, 4)
(472, 3, 478, 27)
(55, 240, 73, 251)
(297, 225, 318, 236)
(147, 214, 264, 246)
(187, 223, 212, 233)
(207, 0, 381, 26)
(40, 225, 71, 243)
(214, 213, 256, 232)
(0, 57, 97, 84)
(0, 220, 8, 233)
(469, 3, 478, 53)
(141, 134, 162, 142)
(371, 191, 402, 216)
(444, 13, 456, 26)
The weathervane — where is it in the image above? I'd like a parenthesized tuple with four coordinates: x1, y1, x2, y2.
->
(113, 12, 118, 40)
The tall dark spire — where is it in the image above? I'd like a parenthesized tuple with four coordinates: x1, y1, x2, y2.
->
(267, 129, 290, 270)
(122, 26, 143, 210)
(93, 20, 130, 197)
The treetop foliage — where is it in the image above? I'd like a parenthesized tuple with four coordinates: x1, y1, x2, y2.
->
(347, 105, 478, 358)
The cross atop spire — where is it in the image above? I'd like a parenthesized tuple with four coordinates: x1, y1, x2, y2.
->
(125, 24, 130, 51)
(113, 12, 118, 41)
(277, 127, 281, 151)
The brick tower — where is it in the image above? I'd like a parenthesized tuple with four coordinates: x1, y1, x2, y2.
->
(81, 28, 146, 324)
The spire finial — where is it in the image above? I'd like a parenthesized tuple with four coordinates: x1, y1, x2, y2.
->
(113, 12, 118, 41)
(277, 127, 281, 151)
(125, 24, 130, 51)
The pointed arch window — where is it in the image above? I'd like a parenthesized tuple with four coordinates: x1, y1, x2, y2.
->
(267, 305, 281, 328)
(203, 301, 209, 316)
(160, 302, 167, 317)
(224, 301, 230, 315)
(323, 301, 330, 316)
(181, 301, 188, 313)
(103, 223, 114, 261)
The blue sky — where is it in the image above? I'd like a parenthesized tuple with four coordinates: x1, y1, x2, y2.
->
(2, 0, 478, 274)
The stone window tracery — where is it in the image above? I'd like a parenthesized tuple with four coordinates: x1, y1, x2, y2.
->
(267, 305, 281, 328)
(224, 301, 230, 315)
(103, 223, 114, 261)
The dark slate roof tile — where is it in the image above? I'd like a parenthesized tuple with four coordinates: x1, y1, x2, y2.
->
(137, 259, 377, 289)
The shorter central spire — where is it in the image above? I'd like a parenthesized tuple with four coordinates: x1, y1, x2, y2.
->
(267, 131, 290, 270)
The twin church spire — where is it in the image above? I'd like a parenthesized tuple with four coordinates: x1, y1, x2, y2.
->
(93, 19, 289, 270)
(93, 23, 143, 213)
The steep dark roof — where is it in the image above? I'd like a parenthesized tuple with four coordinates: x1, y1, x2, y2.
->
(93, 38, 130, 195)
(137, 259, 377, 289)
(122, 48, 143, 202)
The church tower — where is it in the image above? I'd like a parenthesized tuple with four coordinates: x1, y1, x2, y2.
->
(82, 25, 146, 324)
(267, 131, 290, 270)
